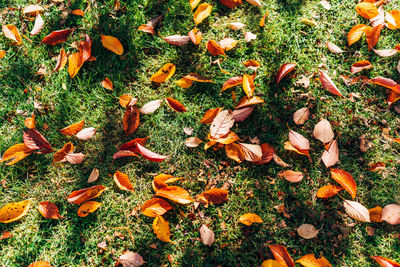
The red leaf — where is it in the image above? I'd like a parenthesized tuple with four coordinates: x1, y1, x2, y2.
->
(371, 256, 400, 267)
(41, 29, 74, 45)
(23, 129, 53, 153)
(276, 63, 296, 84)
(136, 143, 168, 162)
(370, 77, 400, 94)
(268, 245, 295, 267)
(165, 97, 187, 112)
(119, 137, 149, 153)
(254, 143, 274, 164)
(319, 70, 343, 96)
(123, 106, 140, 135)
(113, 150, 139, 159)
(365, 24, 384, 51)
(138, 24, 155, 34)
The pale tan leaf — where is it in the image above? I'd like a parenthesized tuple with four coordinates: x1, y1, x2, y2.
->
(327, 41, 344, 54)
(237, 142, 262, 162)
(200, 224, 215, 246)
(381, 204, 400, 225)
(30, 14, 44, 36)
(293, 107, 310, 125)
(343, 200, 370, 222)
(185, 137, 203, 148)
(88, 168, 99, 183)
(229, 22, 246, 30)
(140, 100, 162, 114)
(321, 139, 339, 168)
(163, 35, 190, 46)
(210, 110, 234, 139)
(313, 119, 334, 143)
(297, 224, 319, 239)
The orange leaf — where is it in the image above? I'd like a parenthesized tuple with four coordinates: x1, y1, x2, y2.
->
(219, 38, 238, 51)
(243, 60, 261, 71)
(279, 170, 303, 183)
(243, 74, 255, 98)
(221, 76, 243, 92)
(71, 9, 84, 16)
(24, 114, 36, 129)
(276, 63, 296, 84)
(136, 143, 167, 162)
(119, 137, 148, 153)
(175, 77, 194, 88)
(113, 171, 134, 191)
(0, 50, 6, 59)
(77, 201, 102, 217)
(153, 216, 172, 242)
(27, 262, 52, 267)
(101, 35, 124, 55)
(141, 198, 173, 217)
(68, 51, 84, 78)
(165, 97, 187, 112)
(0, 200, 31, 223)
(41, 29, 73, 45)
(67, 185, 107, 205)
(348, 24, 370, 46)
(254, 143, 274, 164)
(53, 142, 74, 163)
(38, 201, 62, 219)
(113, 150, 138, 159)
(100, 77, 113, 90)
(212, 131, 239, 145)
(330, 169, 357, 199)
(188, 27, 202, 44)
(185, 137, 203, 147)
(220, 0, 243, 8)
(235, 96, 264, 109)
(65, 153, 85, 164)
(138, 24, 155, 34)
(59, 120, 85, 135)
(239, 213, 263, 226)
(196, 188, 228, 205)
(268, 245, 295, 267)
(206, 40, 225, 56)
(193, 3, 212, 25)
(319, 71, 343, 96)
(296, 254, 332, 267)
(260, 11, 269, 27)
(54, 48, 67, 71)
(123, 105, 140, 135)
(2, 25, 22, 45)
(371, 256, 400, 267)
(365, 24, 384, 51)
(369, 206, 383, 222)
(119, 95, 137, 108)
(386, 10, 400, 29)
(150, 63, 176, 83)
(316, 185, 343, 198)
(356, 2, 379, 19)
(190, 0, 202, 9)
(201, 107, 222, 124)
(225, 143, 244, 163)
(370, 77, 400, 94)
(0, 143, 34, 165)
(152, 174, 181, 191)
(351, 60, 373, 74)
(155, 186, 193, 204)
(284, 141, 310, 158)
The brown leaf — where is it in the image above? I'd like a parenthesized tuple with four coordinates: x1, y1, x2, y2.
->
(88, 168, 100, 183)
(321, 139, 339, 167)
(0, 200, 31, 223)
(201, 108, 222, 124)
(254, 143, 274, 164)
(65, 153, 85, 164)
(259, 11, 269, 27)
(150, 63, 176, 83)
(232, 107, 254, 122)
(238, 142, 262, 162)
(123, 106, 140, 135)
(268, 245, 295, 267)
(119, 95, 137, 108)
(119, 137, 148, 153)
(165, 97, 187, 112)
(140, 99, 162, 114)
(163, 35, 190, 46)
(67, 185, 107, 205)
(24, 114, 36, 129)
(41, 29, 74, 45)
(2, 25, 22, 45)
(246, 0, 262, 6)
(326, 41, 344, 54)
(152, 174, 181, 191)
(196, 188, 228, 205)
(369, 206, 383, 222)
(351, 60, 373, 74)
(343, 200, 370, 222)
(273, 153, 290, 167)
(0, 143, 34, 165)
(193, 3, 212, 25)
(114, 171, 134, 191)
(23, 129, 53, 153)
(206, 40, 225, 56)
(210, 110, 234, 139)
(27, 262, 52, 267)
(289, 130, 310, 150)
(331, 169, 356, 199)
(30, 14, 44, 36)
(370, 77, 400, 94)
(297, 224, 319, 239)
(119, 251, 145, 267)
(381, 204, 400, 225)
(316, 184, 343, 198)
(113, 150, 138, 159)
(59, 120, 85, 135)
(279, 170, 303, 183)
(155, 186, 193, 204)
(386, 10, 400, 29)
(293, 107, 310, 125)
(75, 127, 96, 140)
(221, 76, 243, 92)
(138, 24, 155, 34)
(100, 77, 113, 90)
(184, 73, 213, 82)
(141, 198, 173, 217)
(38, 201, 61, 219)
(53, 142, 74, 163)
(54, 48, 67, 71)
(239, 213, 263, 226)
(319, 71, 343, 96)
(0, 231, 12, 240)
(225, 143, 244, 163)
(136, 143, 167, 162)
(101, 35, 123, 55)
(371, 256, 400, 267)
(185, 137, 203, 147)
(276, 63, 296, 84)
(235, 96, 264, 109)
(188, 28, 202, 44)
(284, 141, 310, 158)
(200, 224, 215, 246)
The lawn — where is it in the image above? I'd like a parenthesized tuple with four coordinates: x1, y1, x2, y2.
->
(1, 0, 400, 266)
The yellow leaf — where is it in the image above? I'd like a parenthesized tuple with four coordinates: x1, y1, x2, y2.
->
(77, 201, 102, 217)
(262, 260, 286, 267)
(193, 3, 213, 25)
(0, 143, 34, 165)
(239, 213, 263, 226)
(100, 77, 113, 90)
(155, 186, 193, 204)
(189, 0, 201, 9)
(243, 74, 255, 98)
(68, 52, 84, 78)
(0, 200, 31, 223)
(153, 216, 172, 242)
(356, 2, 379, 19)
(175, 78, 194, 88)
(101, 35, 124, 55)
(150, 63, 176, 83)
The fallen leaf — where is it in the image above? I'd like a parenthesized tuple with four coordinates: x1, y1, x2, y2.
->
(276, 63, 296, 84)
(200, 225, 215, 246)
(75, 127, 96, 140)
(254, 143, 274, 164)
(239, 213, 263, 226)
(155, 186, 193, 204)
(381, 204, 400, 225)
(371, 256, 400, 267)
(27, 262, 52, 267)
(119, 137, 148, 153)
(268, 245, 295, 267)
(316, 184, 344, 198)
(229, 22, 246, 30)
(68, 52, 84, 78)
(365, 24, 384, 51)
(119, 95, 137, 108)
(53, 142, 74, 163)
(163, 35, 190, 46)
(150, 63, 176, 83)
(38, 201, 61, 219)
(351, 60, 373, 74)
(190, 0, 202, 10)
(386, 10, 400, 29)
(297, 224, 319, 239)
(243, 60, 261, 71)
(331, 169, 357, 199)
(319, 70, 343, 97)
(113, 171, 134, 191)
(193, 3, 212, 25)
(201, 108, 222, 124)
(136, 143, 168, 162)
(279, 170, 303, 183)
(259, 11, 269, 27)
(30, 14, 44, 36)
(246, 0, 262, 6)
(343, 200, 370, 222)
(313, 119, 334, 144)
(0, 143, 34, 165)
(293, 107, 310, 125)
(184, 73, 213, 82)
(59, 120, 85, 135)
(175, 78, 194, 88)
(348, 24, 369, 46)
(225, 143, 244, 163)
(188, 28, 202, 44)
(140, 100, 162, 114)
(236, 96, 264, 109)
(0, 50, 6, 59)
(153, 216, 172, 242)
(2, 25, 22, 45)
(152, 174, 181, 191)
(113, 150, 138, 159)
(356, 2, 379, 19)
(101, 35, 123, 55)
(369, 206, 383, 222)
(185, 137, 203, 147)
(141, 198, 173, 217)
(322, 139, 339, 168)
(165, 97, 187, 112)
(41, 29, 73, 45)
(23, 5, 44, 15)
(23, 129, 53, 153)
(284, 141, 310, 158)
(243, 74, 255, 98)
(71, 9, 84, 16)
(54, 48, 67, 71)
(327, 41, 344, 54)
(0, 200, 31, 223)
(206, 40, 225, 56)
(77, 201, 102, 217)
(196, 188, 228, 205)
(100, 77, 113, 90)
(238, 142, 262, 162)
(296, 254, 327, 267)
(221, 76, 243, 92)
(88, 168, 100, 183)
(0, 231, 12, 240)
(65, 153, 85, 164)
(261, 260, 286, 267)
(370, 77, 400, 94)
(289, 130, 310, 150)
(119, 251, 145, 267)
(219, 38, 238, 51)
(138, 24, 155, 34)
(210, 110, 234, 139)
(123, 106, 140, 135)
(232, 107, 254, 122)
(244, 31, 257, 42)
(67, 185, 107, 205)
(372, 48, 398, 57)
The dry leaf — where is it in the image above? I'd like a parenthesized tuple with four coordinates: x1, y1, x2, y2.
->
(101, 35, 123, 55)
(276, 63, 296, 84)
(225, 143, 244, 163)
(343, 200, 370, 222)
(219, 38, 238, 51)
(150, 63, 176, 83)
(30, 14, 44, 36)
(67, 185, 107, 205)
(185, 137, 203, 147)
(59, 120, 84, 135)
(297, 224, 319, 239)
(239, 213, 263, 226)
(163, 35, 190, 46)
(351, 60, 373, 74)
(123, 106, 140, 135)
(140, 100, 162, 114)
(188, 28, 202, 44)
(100, 78, 113, 90)
(238, 142, 262, 162)
(246, 0, 262, 6)
(369, 206, 383, 222)
(200, 225, 215, 246)
(243, 74, 255, 98)
(114, 171, 134, 191)
(153, 216, 172, 242)
(155, 186, 193, 204)
(88, 168, 99, 183)
(236, 96, 265, 109)
(372, 48, 398, 57)
(348, 24, 369, 46)
(193, 3, 212, 25)
(141, 198, 173, 217)
(279, 170, 303, 183)
(232, 107, 254, 122)
(386, 10, 400, 29)
(0, 143, 34, 165)
(220, 0, 243, 8)
(77, 201, 102, 217)
(210, 110, 234, 139)
(319, 71, 343, 96)
(65, 153, 85, 164)
(370, 77, 400, 94)
(207, 40, 225, 56)
(327, 41, 344, 54)
(293, 107, 310, 125)
(2, 25, 23, 45)
(41, 29, 73, 45)
(75, 127, 96, 140)
(165, 97, 187, 112)
(331, 169, 357, 199)
(196, 188, 228, 205)
(38, 201, 61, 219)
(53, 142, 74, 163)
(136, 143, 167, 162)
(289, 130, 310, 150)
(254, 143, 274, 164)
(190, 0, 202, 10)
(54, 48, 67, 71)
(321, 140, 339, 168)
(365, 24, 384, 51)
(201, 108, 222, 124)
(371, 256, 400, 267)
(381, 204, 400, 225)
(260, 11, 269, 27)
(229, 22, 246, 30)
(119, 251, 145, 267)
(313, 119, 334, 143)
(244, 31, 257, 42)
(23, 129, 53, 153)
(23, 5, 44, 15)
(356, 2, 379, 19)
(68, 52, 84, 78)
(71, 9, 84, 16)
(221, 76, 243, 92)
(0, 200, 31, 223)
(27, 262, 52, 267)
(268, 245, 295, 267)
(316, 184, 344, 198)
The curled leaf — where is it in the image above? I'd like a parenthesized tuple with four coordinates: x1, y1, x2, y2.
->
(0, 143, 34, 165)
(38, 201, 61, 219)
(276, 63, 296, 84)
(236, 96, 265, 109)
(279, 170, 303, 183)
(123, 106, 140, 135)
(136, 143, 167, 162)
(30, 14, 44, 36)
(23, 129, 53, 153)
(321, 139, 339, 168)
(206, 40, 225, 56)
(77, 201, 102, 217)
(268, 245, 295, 267)
(67, 185, 107, 205)
(327, 41, 344, 54)
(155, 186, 193, 204)
(100, 77, 113, 90)
(316, 184, 343, 198)
(59, 120, 85, 135)
(348, 24, 369, 46)
(351, 60, 373, 74)
(319, 71, 343, 97)
(113, 171, 134, 191)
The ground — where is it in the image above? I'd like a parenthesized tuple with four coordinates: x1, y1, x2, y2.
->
(0, 0, 400, 266)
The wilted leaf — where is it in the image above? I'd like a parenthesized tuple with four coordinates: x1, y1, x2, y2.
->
(185, 137, 203, 147)
(343, 200, 370, 222)
(276, 63, 296, 84)
(0, 231, 12, 240)
(65, 153, 85, 164)
(0, 143, 34, 165)
(136, 143, 168, 162)
(193, 3, 212, 25)
(319, 71, 343, 97)
(119, 251, 145, 267)
(243, 60, 261, 71)
(163, 35, 190, 46)
(229, 22, 246, 30)
(38, 201, 61, 219)
(348, 24, 370, 46)
(327, 41, 344, 54)
(41, 29, 73, 45)
(201, 108, 222, 124)
(184, 73, 213, 82)
(210, 110, 234, 139)
(190, 0, 202, 9)
(365, 23, 384, 51)
(119, 95, 137, 108)
(123, 106, 140, 135)
(77, 201, 102, 217)
(119, 137, 148, 153)
(188, 27, 202, 44)
(381, 204, 400, 225)
(237, 143, 262, 162)
(23, 129, 53, 153)
(221, 76, 243, 92)
(331, 169, 356, 199)
(244, 31, 257, 42)
(75, 127, 96, 140)
(67, 185, 107, 205)
(268, 245, 295, 267)
(243, 74, 255, 98)
(289, 130, 310, 150)
(30, 14, 44, 36)
(0, 200, 31, 223)
(284, 141, 310, 158)
(0, 50, 6, 59)
(279, 170, 303, 183)
(273, 153, 290, 167)
(239, 213, 263, 226)
(313, 119, 334, 143)
(138, 24, 155, 34)
(113, 150, 138, 159)
(233, 107, 254, 122)
(200, 225, 215, 246)
(207, 40, 225, 56)
(254, 143, 274, 164)
(59, 120, 85, 135)
(88, 168, 100, 183)
(316, 184, 343, 198)
(371, 256, 400, 267)
(293, 107, 310, 125)
(152, 174, 181, 191)
(351, 60, 373, 74)
(141, 198, 173, 217)
(155, 186, 193, 204)
(297, 224, 319, 239)
(114, 171, 134, 191)
(53, 142, 74, 163)
(150, 63, 176, 83)
(153, 216, 172, 242)
(101, 35, 123, 55)
(369, 206, 383, 222)
(2, 25, 22, 45)
(197, 188, 228, 205)
(100, 77, 113, 90)
(165, 97, 187, 112)
(54, 48, 67, 71)
(356, 2, 379, 19)
(236, 96, 264, 109)
(24, 115, 35, 129)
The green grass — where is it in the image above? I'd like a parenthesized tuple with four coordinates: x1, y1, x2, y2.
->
(1, 0, 400, 266)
